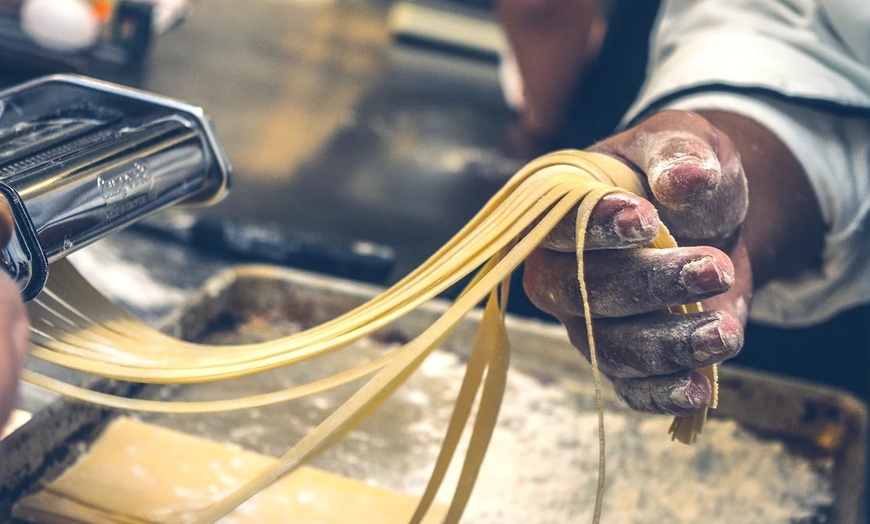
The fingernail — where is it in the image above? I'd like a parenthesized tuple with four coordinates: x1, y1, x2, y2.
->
(669, 378, 708, 410)
(648, 150, 722, 208)
(613, 206, 656, 242)
(680, 256, 730, 294)
(691, 320, 738, 361)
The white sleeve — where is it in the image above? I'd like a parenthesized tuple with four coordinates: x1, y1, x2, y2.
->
(623, 0, 870, 125)
(620, 0, 870, 327)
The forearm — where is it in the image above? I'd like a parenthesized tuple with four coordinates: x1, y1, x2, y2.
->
(495, 0, 601, 137)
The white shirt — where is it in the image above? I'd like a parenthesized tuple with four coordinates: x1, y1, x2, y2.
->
(622, 0, 870, 327)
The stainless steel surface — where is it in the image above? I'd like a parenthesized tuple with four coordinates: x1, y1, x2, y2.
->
(22, 118, 206, 260)
(0, 74, 231, 299)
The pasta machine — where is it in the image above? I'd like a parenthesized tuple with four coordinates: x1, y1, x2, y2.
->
(0, 74, 231, 300)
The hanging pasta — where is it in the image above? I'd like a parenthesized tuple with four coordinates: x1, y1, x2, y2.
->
(22, 150, 717, 523)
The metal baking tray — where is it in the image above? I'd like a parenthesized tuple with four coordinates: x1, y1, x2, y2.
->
(5, 264, 868, 523)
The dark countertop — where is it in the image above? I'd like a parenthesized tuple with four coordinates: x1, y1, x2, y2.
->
(142, 0, 519, 283)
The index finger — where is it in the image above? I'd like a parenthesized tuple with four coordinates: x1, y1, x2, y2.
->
(539, 192, 660, 252)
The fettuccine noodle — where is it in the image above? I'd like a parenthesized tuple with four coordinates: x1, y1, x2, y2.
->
(22, 150, 716, 523)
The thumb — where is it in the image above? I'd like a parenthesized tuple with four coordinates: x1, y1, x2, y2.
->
(590, 110, 748, 244)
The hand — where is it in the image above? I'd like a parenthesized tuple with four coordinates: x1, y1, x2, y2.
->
(523, 111, 751, 416)
(0, 200, 28, 432)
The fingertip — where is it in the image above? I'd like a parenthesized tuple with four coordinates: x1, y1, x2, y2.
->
(539, 193, 660, 252)
(609, 196, 659, 244)
(691, 311, 744, 363)
(649, 156, 722, 210)
(668, 371, 712, 414)
(614, 371, 712, 417)
(639, 127, 723, 209)
(678, 249, 734, 296)
(585, 193, 660, 250)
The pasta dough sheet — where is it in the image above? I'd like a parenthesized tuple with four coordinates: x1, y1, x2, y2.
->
(2, 409, 32, 440)
(13, 417, 447, 523)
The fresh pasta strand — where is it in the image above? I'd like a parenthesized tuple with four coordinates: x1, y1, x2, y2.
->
(21, 150, 716, 523)
(190, 175, 596, 523)
(576, 186, 617, 524)
(25, 171, 580, 381)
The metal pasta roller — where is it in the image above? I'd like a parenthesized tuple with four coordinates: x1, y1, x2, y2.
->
(0, 74, 231, 300)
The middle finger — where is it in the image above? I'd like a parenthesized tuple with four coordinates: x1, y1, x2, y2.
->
(523, 246, 734, 318)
